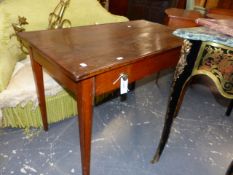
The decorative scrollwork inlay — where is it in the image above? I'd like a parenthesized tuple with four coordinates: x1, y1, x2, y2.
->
(198, 44, 233, 95)
(173, 39, 192, 81)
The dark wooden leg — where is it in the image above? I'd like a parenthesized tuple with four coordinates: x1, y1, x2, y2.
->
(76, 78, 94, 175)
(225, 100, 233, 116)
(151, 110, 175, 163)
(151, 39, 200, 163)
(226, 160, 233, 175)
(151, 77, 191, 163)
(29, 49, 48, 131)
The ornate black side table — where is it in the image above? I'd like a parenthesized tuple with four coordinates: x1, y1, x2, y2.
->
(151, 27, 233, 174)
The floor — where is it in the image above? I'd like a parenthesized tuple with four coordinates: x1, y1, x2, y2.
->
(0, 71, 232, 175)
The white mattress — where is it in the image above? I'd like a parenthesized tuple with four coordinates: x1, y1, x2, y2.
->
(0, 56, 63, 119)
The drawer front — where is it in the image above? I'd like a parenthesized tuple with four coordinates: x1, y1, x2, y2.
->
(95, 48, 180, 95)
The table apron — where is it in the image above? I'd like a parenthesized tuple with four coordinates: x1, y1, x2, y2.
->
(95, 47, 180, 96)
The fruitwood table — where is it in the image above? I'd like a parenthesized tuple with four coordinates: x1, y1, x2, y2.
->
(18, 20, 182, 175)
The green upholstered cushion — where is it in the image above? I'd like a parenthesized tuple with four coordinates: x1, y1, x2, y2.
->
(66, 0, 128, 26)
(0, 0, 65, 92)
(0, 0, 128, 92)
(0, 11, 25, 91)
(0, 0, 128, 31)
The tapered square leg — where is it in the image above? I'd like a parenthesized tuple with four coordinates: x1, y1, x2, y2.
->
(29, 49, 48, 131)
(76, 78, 94, 175)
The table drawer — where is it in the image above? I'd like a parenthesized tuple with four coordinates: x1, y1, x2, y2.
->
(95, 47, 180, 95)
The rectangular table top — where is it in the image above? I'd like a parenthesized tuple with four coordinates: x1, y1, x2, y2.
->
(19, 20, 182, 82)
